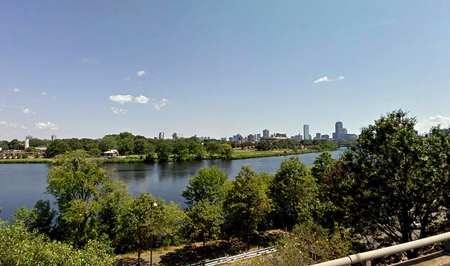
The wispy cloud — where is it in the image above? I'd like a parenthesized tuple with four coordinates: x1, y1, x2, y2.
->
(109, 94, 134, 104)
(13, 88, 20, 92)
(81, 58, 96, 63)
(314, 76, 345, 84)
(22, 108, 31, 114)
(111, 107, 127, 115)
(416, 115, 450, 133)
(35, 122, 59, 130)
(41, 92, 47, 96)
(134, 95, 149, 104)
(137, 70, 146, 77)
(152, 98, 169, 110)
(125, 77, 131, 80)
(0, 119, 26, 129)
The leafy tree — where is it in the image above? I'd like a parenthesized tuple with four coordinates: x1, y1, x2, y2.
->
(8, 139, 23, 150)
(117, 193, 184, 265)
(99, 136, 118, 152)
(181, 166, 228, 207)
(0, 220, 117, 266)
(118, 136, 134, 156)
(133, 138, 151, 155)
(336, 110, 450, 258)
(270, 157, 318, 229)
(45, 139, 71, 158)
(156, 141, 173, 162)
(205, 141, 221, 156)
(219, 143, 233, 160)
(46, 150, 110, 247)
(224, 166, 272, 250)
(182, 200, 223, 258)
(173, 140, 190, 161)
(188, 140, 205, 160)
(255, 140, 270, 151)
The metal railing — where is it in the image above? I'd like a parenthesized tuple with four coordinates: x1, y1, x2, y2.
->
(186, 246, 276, 266)
(311, 232, 450, 266)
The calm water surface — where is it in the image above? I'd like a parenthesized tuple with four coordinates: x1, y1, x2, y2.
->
(0, 150, 344, 220)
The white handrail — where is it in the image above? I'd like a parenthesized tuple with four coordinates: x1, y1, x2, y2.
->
(312, 232, 450, 266)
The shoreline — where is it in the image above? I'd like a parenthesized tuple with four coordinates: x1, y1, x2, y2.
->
(0, 149, 336, 164)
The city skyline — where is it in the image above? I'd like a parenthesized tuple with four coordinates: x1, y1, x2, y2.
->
(1, 1, 450, 140)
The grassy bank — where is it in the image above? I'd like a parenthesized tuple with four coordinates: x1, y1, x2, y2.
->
(0, 149, 333, 164)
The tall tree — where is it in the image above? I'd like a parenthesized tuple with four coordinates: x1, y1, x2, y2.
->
(270, 157, 318, 229)
(224, 166, 272, 250)
(219, 143, 234, 160)
(45, 139, 71, 158)
(337, 110, 450, 258)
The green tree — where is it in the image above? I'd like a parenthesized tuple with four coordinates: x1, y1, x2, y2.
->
(219, 143, 233, 160)
(224, 166, 272, 250)
(205, 141, 221, 156)
(270, 157, 318, 229)
(46, 150, 111, 247)
(133, 138, 151, 155)
(99, 136, 118, 152)
(181, 166, 228, 207)
(45, 139, 71, 158)
(255, 140, 270, 151)
(117, 193, 184, 266)
(182, 200, 223, 261)
(173, 140, 190, 161)
(188, 140, 205, 160)
(337, 110, 450, 258)
(156, 141, 173, 162)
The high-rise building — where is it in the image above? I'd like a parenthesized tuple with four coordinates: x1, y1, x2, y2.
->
(333, 121, 356, 140)
(303, 125, 310, 140)
(158, 132, 164, 139)
(51, 134, 57, 141)
(315, 133, 321, 140)
(24, 139, 29, 149)
(263, 129, 269, 139)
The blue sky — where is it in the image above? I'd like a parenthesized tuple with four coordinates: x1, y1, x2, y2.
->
(1, 1, 450, 140)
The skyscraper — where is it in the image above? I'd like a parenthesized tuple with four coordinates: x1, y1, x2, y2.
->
(263, 129, 269, 139)
(51, 134, 57, 141)
(303, 125, 310, 140)
(159, 132, 164, 139)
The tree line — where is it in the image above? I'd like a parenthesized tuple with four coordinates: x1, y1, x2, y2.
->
(0, 132, 339, 160)
(1, 110, 449, 265)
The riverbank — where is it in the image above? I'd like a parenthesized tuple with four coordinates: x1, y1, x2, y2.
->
(0, 148, 335, 164)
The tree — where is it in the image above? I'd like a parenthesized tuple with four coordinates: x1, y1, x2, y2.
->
(205, 141, 221, 156)
(118, 136, 134, 156)
(133, 138, 151, 155)
(255, 140, 270, 151)
(46, 150, 111, 247)
(224, 166, 272, 250)
(182, 200, 223, 261)
(117, 193, 184, 266)
(337, 110, 450, 258)
(99, 136, 118, 152)
(270, 157, 318, 229)
(219, 143, 233, 160)
(45, 139, 71, 158)
(188, 140, 205, 160)
(173, 140, 190, 161)
(181, 166, 228, 207)
(156, 141, 173, 162)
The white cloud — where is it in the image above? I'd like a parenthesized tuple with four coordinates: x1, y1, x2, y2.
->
(416, 115, 450, 133)
(22, 108, 31, 114)
(125, 77, 131, 80)
(13, 88, 20, 92)
(152, 98, 169, 110)
(0, 119, 6, 125)
(81, 58, 96, 63)
(137, 70, 146, 77)
(111, 107, 127, 115)
(0, 119, 26, 129)
(134, 95, 149, 104)
(314, 77, 331, 83)
(109, 94, 134, 104)
(35, 122, 59, 130)
(41, 92, 47, 96)
(314, 76, 345, 83)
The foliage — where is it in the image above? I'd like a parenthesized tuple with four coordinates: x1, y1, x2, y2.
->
(270, 157, 318, 229)
(181, 166, 228, 207)
(45, 139, 71, 158)
(224, 166, 272, 250)
(219, 143, 234, 160)
(0, 220, 118, 266)
(335, 110, 450, 258)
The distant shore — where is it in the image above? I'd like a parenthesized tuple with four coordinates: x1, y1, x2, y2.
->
(0, 148, 333, 164)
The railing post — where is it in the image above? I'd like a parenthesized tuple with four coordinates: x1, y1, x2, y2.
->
(362, 260, 371, 266)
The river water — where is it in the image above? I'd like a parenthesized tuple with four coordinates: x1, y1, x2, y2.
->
(0, 150, 344, 220)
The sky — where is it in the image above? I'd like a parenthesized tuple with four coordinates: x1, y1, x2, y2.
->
(1, 1, 450, 140)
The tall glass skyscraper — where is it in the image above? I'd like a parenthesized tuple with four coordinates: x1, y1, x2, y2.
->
(303, 124, 310, 140)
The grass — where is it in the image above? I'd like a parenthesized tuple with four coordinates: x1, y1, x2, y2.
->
(0, 158, 53, 163)
(231, 149, 320, 160)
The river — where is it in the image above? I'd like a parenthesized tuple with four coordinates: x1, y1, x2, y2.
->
(0, 150, 344, 220)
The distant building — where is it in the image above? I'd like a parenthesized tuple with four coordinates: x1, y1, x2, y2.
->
(248, 134, 255, 142)
(321, 134, 330, 140)
(24, 139, 29, 149)
(315, 133, 321, 140)
(256, 133, 261, 141)
(51, 134, 57, 141)
(333, 121, 356, 140)
(159, 132, 164, 139)
(303, 125, 310, 140)
(263, 129, 269, 139)
(26, 135, 33, 140)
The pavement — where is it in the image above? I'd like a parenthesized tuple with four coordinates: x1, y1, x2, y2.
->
(391, 252, 450, 266)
